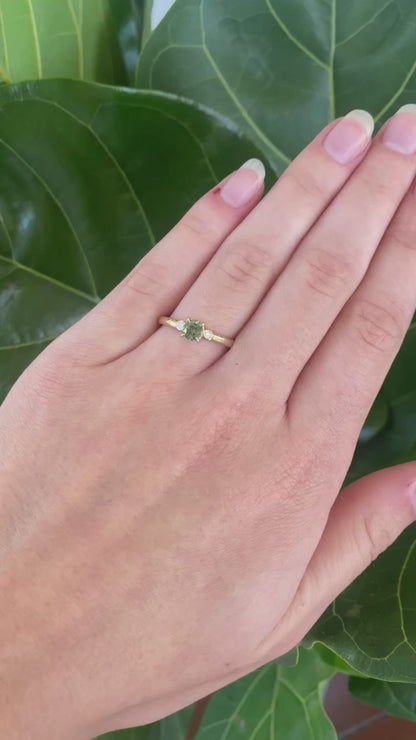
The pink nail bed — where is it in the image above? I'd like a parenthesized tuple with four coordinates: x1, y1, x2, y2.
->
(323, 110, 374, 164)
(383, 106, 416, 154)
(220, 159, 265, 208)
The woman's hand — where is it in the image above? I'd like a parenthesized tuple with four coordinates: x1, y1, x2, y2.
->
(1, 107, 416, 740)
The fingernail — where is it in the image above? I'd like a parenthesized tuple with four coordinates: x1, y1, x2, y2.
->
(323, 110, 374, 164)
(220, 159, 265, 207)
(383, 105, 416, 154)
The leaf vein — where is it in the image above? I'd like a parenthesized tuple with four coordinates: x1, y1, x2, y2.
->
(0, 5, 9, 79)
(27, 0, 43, 78)
(265, 0, 328, 70)
(0, 134, 99, 298)
(200, 0, 290, 166)
(0, 254, 97, 303)
(37, 97, 156, 246)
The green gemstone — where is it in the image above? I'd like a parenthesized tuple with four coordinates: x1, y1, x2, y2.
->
(182, 319, 204, 341)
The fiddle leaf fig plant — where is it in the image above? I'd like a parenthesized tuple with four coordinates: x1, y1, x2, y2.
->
(1, 0, 416, 737)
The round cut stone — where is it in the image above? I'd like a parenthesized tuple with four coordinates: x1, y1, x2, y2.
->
(182, 319, 204, 341)
(203, 329, 214, 340)
(176, 321, 185, 331)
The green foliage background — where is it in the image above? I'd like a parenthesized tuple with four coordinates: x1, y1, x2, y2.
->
(1, 0, 416, 736)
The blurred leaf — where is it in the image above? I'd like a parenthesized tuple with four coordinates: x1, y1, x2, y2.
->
(358, 393, 389, 444)
(108, 0, 154, 85)
(348, 323, 416, 482)
(276, 645, 299, 668)
(349, 674, 416, 722)
(192, 647, 336, 739)
(95, 704, 193, 739)
(305, 523, 416, 681)
(0, 79, 272, 402)
(0, 0, 126, 85)
(137, 0, 416, 173)
(304, 323, 416, 681)
(313, 644, 366, 677)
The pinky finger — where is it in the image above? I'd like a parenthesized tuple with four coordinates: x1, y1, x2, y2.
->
(62, 159, 265, 364)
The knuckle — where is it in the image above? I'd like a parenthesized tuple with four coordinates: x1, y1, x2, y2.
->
(216, 238, 272, 292)
(124, 258, 170, 300)
(177, 209, 214, 245)
(358, 172, 396, 203)
(282, 168, 327, 203)
(357, 515, 392, 565)
(388, 228, 416, 254)
(304, 246, 355, 298)
(354, 298, 404, 353)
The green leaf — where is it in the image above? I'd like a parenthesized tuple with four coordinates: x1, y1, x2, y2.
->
(137, 0, 416, 173)
(0, 0, 127, 85)
(305, 523, 416, 681)
(349, 675, 416, 722)
(108, 0, 154, 85)
(348, 323, 416, 482)
(313, 644, 366, 678)
(192, 647, 336, 739)
(0, 78, 272, 402)
(304, 323, 416, 681)
(95, 703, 194, 739)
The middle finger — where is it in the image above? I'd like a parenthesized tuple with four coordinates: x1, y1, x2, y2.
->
(148, 110, 374, 372)
(229, 106, 416, 395)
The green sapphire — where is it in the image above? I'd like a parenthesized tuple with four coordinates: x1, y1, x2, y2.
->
(182, 319, 204, 341)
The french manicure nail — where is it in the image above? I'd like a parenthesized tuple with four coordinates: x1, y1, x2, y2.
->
(220, 158, 265, 208)
(323, 109, 374, 164)
(383, 105, 416, 154)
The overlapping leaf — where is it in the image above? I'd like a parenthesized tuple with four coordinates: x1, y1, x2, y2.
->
(0, 78, 270, 401)
(192, 648, 335, 739)
(137, 0, 416, 173)
(108, 0, 154, 84)
(96, 703, 193, 739)
(349, 674, 416, 722)
(0, 0, 126, 84)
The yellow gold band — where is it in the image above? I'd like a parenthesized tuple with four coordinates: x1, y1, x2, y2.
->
(158, 316, 234, 348)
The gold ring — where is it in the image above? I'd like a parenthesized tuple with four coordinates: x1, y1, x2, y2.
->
(158, 317, 234, 348)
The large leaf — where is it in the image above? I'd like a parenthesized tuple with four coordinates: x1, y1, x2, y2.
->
(95, 648, 334, 739)
(305, 522, 416, 681)
(108, 0, 154, 85)
(0, 0, 126, 84)
(303, 325, 416, 680)
(0, 79, 272, 401)
(348, 323, 416, 482)
(191, 647, 335, 739)
(95, 703, 194, 739)
(349, 675, 416, 722)
(137, 0, 416, 173)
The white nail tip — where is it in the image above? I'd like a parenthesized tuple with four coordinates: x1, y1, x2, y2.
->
(345, 109, 374, 136)
(397, 104, 416, 114)
(240, 158, 266, 181)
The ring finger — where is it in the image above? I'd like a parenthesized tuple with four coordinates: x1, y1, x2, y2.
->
(147, 110, 374, 373)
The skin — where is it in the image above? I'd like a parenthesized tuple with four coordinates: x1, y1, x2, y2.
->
(1, 111, 416, 739)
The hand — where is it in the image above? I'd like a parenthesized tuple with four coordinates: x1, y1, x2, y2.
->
(1, 107, 416, 740)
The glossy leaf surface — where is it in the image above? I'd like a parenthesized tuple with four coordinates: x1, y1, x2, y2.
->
(0, 78, 269, 401)
(0, 0, 126, 84)
(138, 0, 416, 173)
(349, 674, 416, 722)
(109, 0, 154, 84)
(192, 647, 335, 739)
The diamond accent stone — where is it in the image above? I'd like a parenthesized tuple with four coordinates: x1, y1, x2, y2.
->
(203, 329, 214, 340)
(176, 321, 185, 331)
(182, 319, 204, 341)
